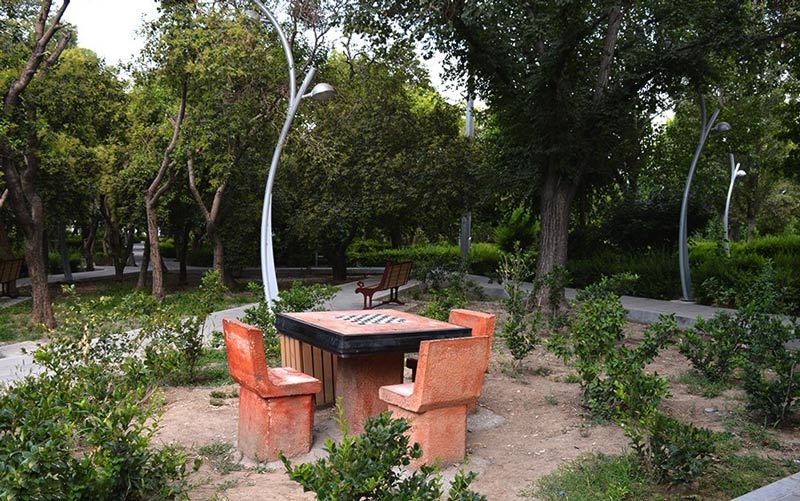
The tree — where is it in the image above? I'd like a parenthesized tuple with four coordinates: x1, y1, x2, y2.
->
(346, 0, 800, 305)
(280, 44, 470, 280)
(180, 3, 289, 286)
(1, 0, 72, 327)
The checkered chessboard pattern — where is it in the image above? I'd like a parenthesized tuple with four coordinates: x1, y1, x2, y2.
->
(335, 313, 409, 325)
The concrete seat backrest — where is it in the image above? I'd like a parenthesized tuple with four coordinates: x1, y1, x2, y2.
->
(411, 336, 489, 412)
(222, 318, 275, 397)
(447, 309, 496, 374)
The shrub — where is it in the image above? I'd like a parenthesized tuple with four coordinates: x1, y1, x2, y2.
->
(626, 411, 719, 485)
(347, 242, 502, 280)
(740, 313, 800, 427)
(0, 289, 191, 499)
(48, 249, 83, 274)
(679, 312, 748, 383)
(242, 281, 338, 365)
(281, 410, 486, 500)
(498, 250, 541, 372)
(159, 238, 176, 258)
(494, 206, 538, 253)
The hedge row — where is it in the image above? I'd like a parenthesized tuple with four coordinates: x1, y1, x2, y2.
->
(568, 235, 800, 312)
(347, 242, 503, 278)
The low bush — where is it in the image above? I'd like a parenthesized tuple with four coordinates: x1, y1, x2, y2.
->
(494, 206, 538, 253)
(282, 410, 486, 500)
(48, 249, 83, 274)
(242, 281, 338, 365)
(159, 238, 177, 258)
(347, 242, 502, 280)
(498, 250, 542, 373)
(0, 287, 192, 499)
(679, 312, 748, 383)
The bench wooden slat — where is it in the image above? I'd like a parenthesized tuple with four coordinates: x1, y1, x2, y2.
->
(355, 261, 413, 309)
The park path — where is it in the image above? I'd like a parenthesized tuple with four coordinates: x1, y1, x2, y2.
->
(1, 260, 734, 384)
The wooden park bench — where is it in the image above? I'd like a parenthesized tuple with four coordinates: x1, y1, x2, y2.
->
(0, 258, 24, 298)
(355, 261, 413, 309)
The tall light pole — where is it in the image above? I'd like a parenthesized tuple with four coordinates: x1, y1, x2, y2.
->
(249, 1, 335, 305)
(723, 152, 746, 257)
(678, 93, 730, 301)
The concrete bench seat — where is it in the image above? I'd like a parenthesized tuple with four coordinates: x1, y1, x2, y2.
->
(380, 335, 490, 465)
(223, 318, 322, 461)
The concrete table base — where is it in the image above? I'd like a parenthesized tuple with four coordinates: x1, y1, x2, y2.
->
(335, 352, 404, 434)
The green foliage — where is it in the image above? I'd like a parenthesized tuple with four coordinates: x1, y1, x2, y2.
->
(531, 451, 794, 500)
(0, 290, 190, 499)
(529, 453, 649, 501)
(498, 250, 541, 371)
(679, 312, 747, 383)
(242, 281, 338, 365)
(625, 411, 719, 485)
(48, 249, 83, 274)
(494, 207, 538, 253)
(740, 313, 800, 427)
(348, 242, 502, 280)
(419, 286, 467, 321)
(281, 411, 486, 500)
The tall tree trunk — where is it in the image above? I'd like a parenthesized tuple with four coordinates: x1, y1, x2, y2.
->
(187, 156, 231, 286)
(175, 224, 189, 285)
(330, 249, 348, 282)
(144, 201, 165, 299)
(136, 237, 150, 291)
(144, 77, 186, 300)
(0, 218, 19, 297)
(81, 218, 98, 271)
(0, 1, 72, 329)
(535, 169, 579, 309)
(22, 221, 53, 327)
(58, 223, 73, 282)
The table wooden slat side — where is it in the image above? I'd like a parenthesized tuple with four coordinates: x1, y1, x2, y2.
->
(279, 335, 337, 407)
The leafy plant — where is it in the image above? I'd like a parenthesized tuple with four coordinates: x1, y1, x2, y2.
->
(281, 410, 486, 500)
(0, 289, 191, 499)
(243, 281, 338, 365)
(494, 206, 539, 253)
(740, 313, 800, 427)
(679, 312, 747, 383)
(498, 250, 541, 373)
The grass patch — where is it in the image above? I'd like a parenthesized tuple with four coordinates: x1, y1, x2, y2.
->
(0, 301, 43, 343)
(524, 453, 653, 500)
(723, 409, 783, 450)
(198, 442, 243, 475)
(532, 366, 553, 377)
(562, 372, 581, 384)
(678, 370, 729, 398)
(700, 454, 796, 498)
(164, 348, 232, 387)
(525, 452, 794, 500)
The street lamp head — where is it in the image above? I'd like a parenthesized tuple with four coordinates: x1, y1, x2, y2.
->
(245, 9, 262, 21)
(305, 82, 336, 102)
(736, 170, 747, 177)
(713, 122, 732, 134)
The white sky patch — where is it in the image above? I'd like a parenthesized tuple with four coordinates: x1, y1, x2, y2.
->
(62, 0, 159, 67)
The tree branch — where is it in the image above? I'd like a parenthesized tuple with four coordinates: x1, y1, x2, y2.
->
(186, 156, 211, 221)
(148, 76, 188, 201)
(0, 189, 8, 210)
(594, 6, 623, 102)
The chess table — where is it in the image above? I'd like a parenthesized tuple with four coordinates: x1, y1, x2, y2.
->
(275, 310, 470, 433)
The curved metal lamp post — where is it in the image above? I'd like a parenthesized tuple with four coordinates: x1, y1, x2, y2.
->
(249, 1, 335, 305)
(678, 94, 730, 301)
(723, 152, 746, 257)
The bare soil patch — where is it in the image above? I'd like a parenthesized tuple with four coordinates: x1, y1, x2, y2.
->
(155, 300, 800, 500)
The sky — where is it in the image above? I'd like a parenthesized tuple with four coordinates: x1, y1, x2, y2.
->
(62, 0, 160, 68)
(61, 0, 467, 104)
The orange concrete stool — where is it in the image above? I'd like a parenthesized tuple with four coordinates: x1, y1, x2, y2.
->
(406, 309, 496, 382)
(222, 318, 322, 461)
(380, 336, 490, 466)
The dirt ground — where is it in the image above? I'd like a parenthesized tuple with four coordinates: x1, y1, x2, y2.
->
(154, 300, 800, 500)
